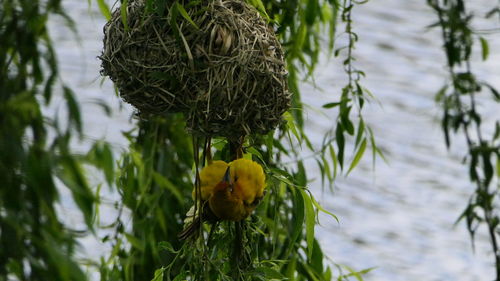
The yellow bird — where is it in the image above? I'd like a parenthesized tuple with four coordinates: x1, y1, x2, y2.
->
(180, 158, 265, 239)
(208, 158, 266, 221)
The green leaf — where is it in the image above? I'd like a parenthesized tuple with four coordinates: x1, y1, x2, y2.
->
(63, 86, 82, 135)
(497, 157, 500, 178)
(316, 158, 325, 187)
(310, 239, 324, 274)
(336, 123, 345, 168)
(272, 173, 296, 187)
(87, 141, 114, 187)
(305, 0, 319, 25)
(322, 156, 332, 183)
(494, 121, 500, 141)
(329, 144, 338, 180)
(273, 138, 291, 156)
(151, 268, 165, 281)
(482, 149, 494, 186)
(434, 85, 448, 102)
(479, 37, 489, 61)
(125, 233, 144, 251)
(341, 265, 376, 281)
(88, 98, 112, 116)
(482, 82, 500, 101)
(323, 102, 341, 108)
(158, 241, 179, 253)
(300, 189, 315, 259)
(255, 266, 285, 279)
(298, 262, 321, 281)
(175, 2, 199, 29)
(152, 172, 184, 203)
(248, 0, 270, 20)
(284, 257, 297, 279)
(43, 71, 57, 104)
(296, 160, 307, 186)
(355, 118, 365, 148)
(310, 192, 338, 222)
(97, 0, 111, 20)
(100, 144, 114, 186)
(120, 0, 129, 31)
(172, 272, 188, 281)
(296, 24, 307, 50)
(40, 236, 87, 281)
(247, 147, 264, 162)
(289, 188, 305, 250)
(368, 127, 384, 167)
(57, 156, 95, 228)
(341, 116, 354, 135)
(284, 111, 301, 145)
(347, 138, 366, 175)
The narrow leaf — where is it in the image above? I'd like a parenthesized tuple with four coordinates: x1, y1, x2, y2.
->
(97, 0, 111, 20)
(300, 189, 315, 259)
(347, 138, 366, 175)
(285, 111, 301, 145)
(125, 233, 144, 251)
(153, 172, 184, 203)
(176, 2, 199, 29)
(336, 124, 345, 168)
(151, 268, 165, 281)
(290, 188, 305, 250)
(63, 86, 82, 135)
(479, 37, 489, 61)
(355, 118, 365, 148)
(255, 266, 284, 279)
(158, 241, 179, 253)
(329, 144, 338, 180)
(310, 193, 338, 222)
(323, 102, 341, 108)
(120, 0, 129, 31)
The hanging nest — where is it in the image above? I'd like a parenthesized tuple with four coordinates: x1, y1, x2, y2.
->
(100, 0, 290, 139)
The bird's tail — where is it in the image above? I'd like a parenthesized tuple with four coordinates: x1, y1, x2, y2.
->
(178, 205, 202, 240)
(178, 215, 201, 240)
(178, 203, 218, 240)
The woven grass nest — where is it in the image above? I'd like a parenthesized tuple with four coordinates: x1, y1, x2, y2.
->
(100, 0, 290, 139)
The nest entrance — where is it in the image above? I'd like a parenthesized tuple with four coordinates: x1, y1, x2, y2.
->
(101, 0, 290, 138)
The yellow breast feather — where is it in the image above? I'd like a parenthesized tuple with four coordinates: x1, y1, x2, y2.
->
(194, 160, 228, 200)
(229, 159, 266, 205)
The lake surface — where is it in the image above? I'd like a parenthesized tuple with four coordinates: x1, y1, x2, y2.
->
(48, 0, 500, 280)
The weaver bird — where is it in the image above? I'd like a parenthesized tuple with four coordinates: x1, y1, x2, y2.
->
(179, 158, 266, 239)
(209, 158, 266, 221)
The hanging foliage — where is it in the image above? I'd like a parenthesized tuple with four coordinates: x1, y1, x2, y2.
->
(428, 0, 500, 279)
(0, 0, 114, 280)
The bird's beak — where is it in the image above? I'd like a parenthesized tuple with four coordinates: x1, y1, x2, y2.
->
(222, 166, 231, 184)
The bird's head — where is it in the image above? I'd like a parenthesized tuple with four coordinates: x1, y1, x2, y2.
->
(213, 166, 233, 192)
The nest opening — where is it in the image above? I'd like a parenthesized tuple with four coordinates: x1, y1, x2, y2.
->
(101, 0, 290, 138)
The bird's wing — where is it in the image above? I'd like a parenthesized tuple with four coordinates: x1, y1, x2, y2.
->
(230, 159, 266, 204)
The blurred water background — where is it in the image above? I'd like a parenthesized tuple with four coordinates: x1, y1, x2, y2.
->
(47, 0, 500, 280)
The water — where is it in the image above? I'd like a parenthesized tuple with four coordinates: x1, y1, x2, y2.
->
(48, 0, 500, 280)
(303, 1, 500, 280)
